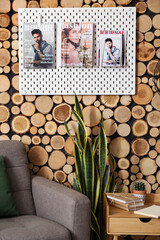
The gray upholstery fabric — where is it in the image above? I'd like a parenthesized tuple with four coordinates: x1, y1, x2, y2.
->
(0, 215, 71, 240)
(0, 141, 90, 240)
(0, 140, 35, 215)
(32, 176, 91, 240)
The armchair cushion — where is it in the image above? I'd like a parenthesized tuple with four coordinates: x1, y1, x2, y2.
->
(0, 140, 35, 216)
(0, 215, 71, 240)
(0, 156, 19, 218)
(32, 176, 90, 240)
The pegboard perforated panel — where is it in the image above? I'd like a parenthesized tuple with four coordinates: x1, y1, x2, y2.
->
(19, 7, 136, 95)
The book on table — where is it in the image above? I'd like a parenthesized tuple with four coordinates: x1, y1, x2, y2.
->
(134, 205, 160, 218)
(108, 199, 145, 211)
(106, 193, 144, 204)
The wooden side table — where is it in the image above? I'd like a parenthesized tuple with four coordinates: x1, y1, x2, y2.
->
(104, 194, 160, 240)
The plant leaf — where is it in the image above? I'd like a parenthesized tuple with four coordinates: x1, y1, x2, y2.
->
(78, 124, 86, 149)
(99, 120, 107, 182)
(74, 95, 86, 148)
(75, 133, 83, 152)
(84, 139, 94, 208)
(90, 210, 101, 240)
(93, 135, 100, 156)
(113, 182, 119, 193)
(102, 165, 110, 193)
(74, 143, 83, 193)
(64, 121, 72, 138)
(75, 95, 83, 121)
(108, 171, 115, 193)
(73, 174, 81, 192)
(91, 133, 94, 147)
(93, 163, 100, 213)
(72, 109, 87, 149)
(109, 153, 116, 171)
(122, 181, 126, 193)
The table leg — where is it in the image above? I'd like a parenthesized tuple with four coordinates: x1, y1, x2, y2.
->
(113, 235, 118, 240)
(109, 235, 112, 240)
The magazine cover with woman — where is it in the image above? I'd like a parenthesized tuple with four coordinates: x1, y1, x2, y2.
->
(98, 30, 126, 67)
(59, 22, 93, 67)
(23, 23, 55, 69)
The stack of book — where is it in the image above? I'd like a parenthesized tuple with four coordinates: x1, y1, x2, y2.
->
(106, 193, 145, 211)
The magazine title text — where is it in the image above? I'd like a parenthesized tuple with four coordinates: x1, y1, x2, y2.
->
(100, 30, 123, 34)
(63, 23, 92, 29)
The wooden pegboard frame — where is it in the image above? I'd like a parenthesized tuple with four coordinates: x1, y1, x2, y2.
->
(18, 7, 136, 95)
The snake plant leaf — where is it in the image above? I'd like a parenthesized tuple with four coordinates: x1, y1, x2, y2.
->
(99, 121, 107, 182)
(93, 163, 100, 213)
(78, 124, 86, 149)
(107, 154, 116, 193)
(75, 133, 83, 152)
(91, 133, 94, 147)
(75, 95, 85, 148)
(84, 139, 94, 207)
(122, 181, 126, 192)
(72, 109, 87, 149)
(113, 182, 119, 193)
(90, 210, 101, 240)
(102, 165, 110, 193)
(108, 171, 115, 193)
(109, 153, 116, 171)
(64, 121, 73, 138)
(73, 174, 81, 192)
(74, 143, 83, 193)
(75, 95, 84, 121)
(92, 135, 100, 156)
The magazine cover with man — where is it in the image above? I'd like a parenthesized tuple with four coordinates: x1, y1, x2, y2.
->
(98, 30, 126, 67)
(58, 22, 94, 67)
(23, 23, 55, 69)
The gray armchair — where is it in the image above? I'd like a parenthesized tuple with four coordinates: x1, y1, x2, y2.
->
(0, 140, 90, 240)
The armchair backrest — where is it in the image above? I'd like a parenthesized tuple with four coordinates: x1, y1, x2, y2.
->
(0, 140, 35, 215)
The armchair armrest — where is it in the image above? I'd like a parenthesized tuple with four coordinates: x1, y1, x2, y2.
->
(32, 176, 90, 240)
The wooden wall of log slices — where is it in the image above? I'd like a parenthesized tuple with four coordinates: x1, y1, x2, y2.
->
(11, 115, 30, 134)
(0, 75, 10, 92)
(132, 120, 148, 137)
(114, 106, 131, 123)
(54, 170, 67, 183)
(2, 0, 160, 217)
(29, 146, 48, 166)
(48, 150, 66, 170)
(83, 106, 101, 127)
(37, 166, 53, 180)
(35, 96, 53, 114)
(109, 137, 130, 158)
(131, 138, 150, 156)
(136, 42, 155, 62)
(53, 103, 71, 123)
(132, 84, 153, 105)
(60, 0, 83, 8)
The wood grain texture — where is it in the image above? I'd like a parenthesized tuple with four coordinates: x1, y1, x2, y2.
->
(0, 0, 10, 13)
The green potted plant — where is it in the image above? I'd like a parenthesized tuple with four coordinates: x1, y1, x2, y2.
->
(64, 95, 116, 240)
(133, 181, 146, 200)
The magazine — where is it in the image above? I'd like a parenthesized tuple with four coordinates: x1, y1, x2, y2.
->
(134, 205, 160, 218)
(98, 30, 126, 67)
(23, 23, 55, 69)
(58, 22, 94, 67)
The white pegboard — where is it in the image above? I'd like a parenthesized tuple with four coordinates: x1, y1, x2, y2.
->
(18, 7, 136, 95)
